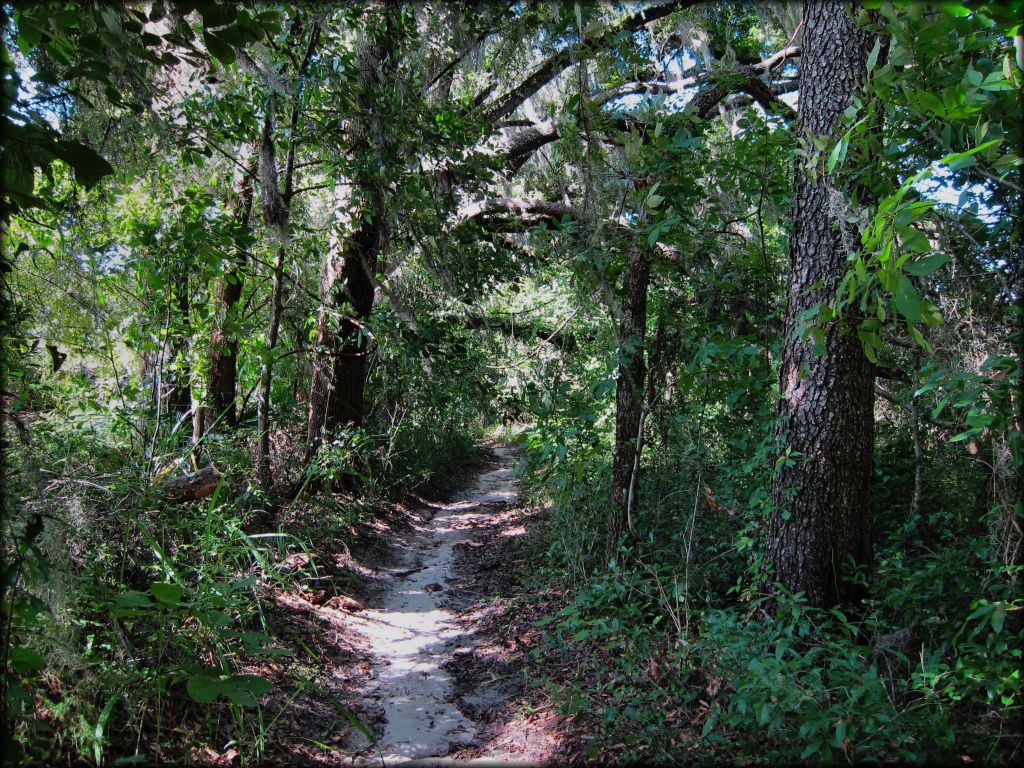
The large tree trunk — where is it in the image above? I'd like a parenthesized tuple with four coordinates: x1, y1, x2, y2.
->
(608, 244, 650, 556)
(329, 220, 381, 430)
(765, 0, 875, 608)
(990, 74, 1024, 627)
(305, 195, 386, 465)
(304, 12, 393, 463)
(207, 162, 255, 430)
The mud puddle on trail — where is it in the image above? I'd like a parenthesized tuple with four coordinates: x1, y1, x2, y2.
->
(345, 445, 519, 764)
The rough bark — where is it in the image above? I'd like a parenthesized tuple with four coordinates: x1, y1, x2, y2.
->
(327, 209, 382, 431)
(207, 162, 255, 430)
(992, 68, 1024, 619)
(305, 11, 393, 463)
(305, 195, 386, 462)
(608, 245, 651, 556)
(1011, 60, 1024, 569)
(765, 0, 876, 607)
(256, 243, 287, 496)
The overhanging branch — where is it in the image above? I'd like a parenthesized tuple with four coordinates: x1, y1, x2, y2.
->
(479, 0, 697, 123)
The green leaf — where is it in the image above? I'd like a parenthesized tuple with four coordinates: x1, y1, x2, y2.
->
(93, 692, 118, 766)
(857, 328, 881, 363)
(827, 134, 849, 174)
(6, 682, 34, 713)
(185, 672, 272, 707)
(52, 140, 114, 189)
(903, 253, 950, 276)
(198, 4, 238, 28)
(939, 138, 1001, 167)
(203, 29, 236, 66)
(866, 38, 882, 74)
(223, 686, 258, 707)
(150, 581, 186, 606)
(115, 590, 152, 608)
(800, 740, 822, 760)
(199, 609, 233, 629)
(908, 323, 931, 350)
(916, 89, 945, 115)
(898, 227, 931, 253)
(232, 674, 273, 696)
(920, 301, 944, 326)
(835, 718, 848, 746)
(186, 674, 221, 704)
(211, 24, 251, 47)
(221, 675, 272, 707)
(991, 602, 1006, 634)
(894, 277, 923, 322)
(10, 645, 46, 674)
(99, 7, 121, 34)
(940, 3, 971, 17)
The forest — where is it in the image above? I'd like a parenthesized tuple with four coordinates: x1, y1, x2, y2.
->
(1, 0, 1022, 764)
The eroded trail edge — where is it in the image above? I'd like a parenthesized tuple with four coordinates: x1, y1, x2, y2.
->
(346, 445, 520, 761)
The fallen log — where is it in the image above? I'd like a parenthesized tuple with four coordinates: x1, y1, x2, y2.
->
(158, 466, 222, 504)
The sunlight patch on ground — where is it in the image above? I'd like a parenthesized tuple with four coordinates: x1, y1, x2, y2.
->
(341, 447, 520, 761)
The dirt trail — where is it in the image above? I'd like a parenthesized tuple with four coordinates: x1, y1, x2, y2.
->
(345, 445, 520, 762)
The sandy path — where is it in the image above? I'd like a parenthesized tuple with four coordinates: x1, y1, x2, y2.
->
(346, 446, 519, 763)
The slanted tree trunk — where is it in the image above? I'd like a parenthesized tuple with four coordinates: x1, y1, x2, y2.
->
(608, 244, 650, 557)
(207, 160, 255, 430)
(765, 0, 876, 608)
(305, 11, 394, 464)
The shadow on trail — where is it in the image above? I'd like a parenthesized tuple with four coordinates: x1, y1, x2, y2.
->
(343, 447, 520, 762)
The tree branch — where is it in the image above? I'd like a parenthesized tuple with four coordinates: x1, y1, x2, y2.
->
(457, 196, 576, 228)
(479, 0, 697, 122)
(874, 383, 955, 435)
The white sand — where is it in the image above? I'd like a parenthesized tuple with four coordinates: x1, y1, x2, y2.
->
(347, 446, 519, 763)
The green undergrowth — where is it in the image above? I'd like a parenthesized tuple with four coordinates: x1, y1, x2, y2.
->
(2, 385, 483, 764)
(522, 429, 1023, 765)
(532, 544, 1021, 764)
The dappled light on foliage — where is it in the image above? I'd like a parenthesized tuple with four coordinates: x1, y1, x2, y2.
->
(1, 1, 1021, 765)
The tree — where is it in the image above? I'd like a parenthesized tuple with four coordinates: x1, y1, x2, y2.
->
(765, 0, 877, 607)
(5, 3, 1021, 762)
(206, 159, 255, 430)
(305, 4, 397, 464)
(608, 244, 651, 555)
(253, 16, 321, 495)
